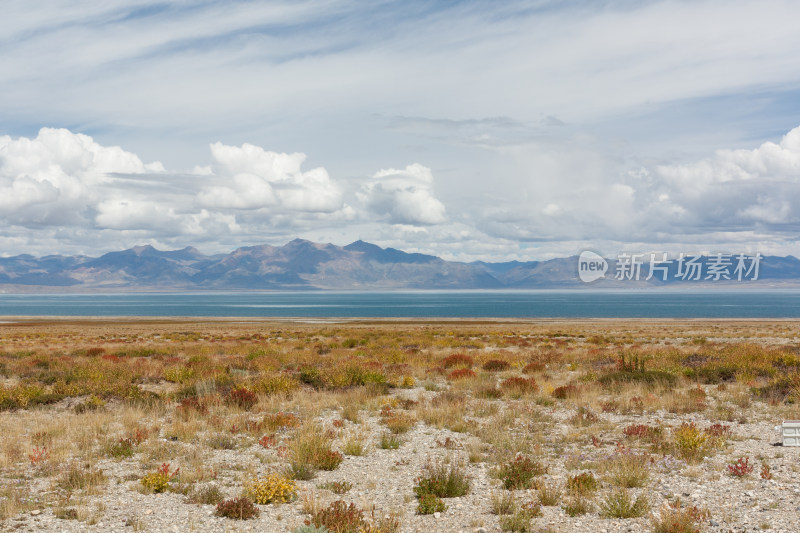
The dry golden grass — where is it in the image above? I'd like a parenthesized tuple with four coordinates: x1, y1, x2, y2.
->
(0, 318, 798, 529)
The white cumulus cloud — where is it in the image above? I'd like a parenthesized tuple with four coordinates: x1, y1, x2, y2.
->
(197, 142, 343, 213)
(0, 127, 163, 226)
(359, 163, 446, 225)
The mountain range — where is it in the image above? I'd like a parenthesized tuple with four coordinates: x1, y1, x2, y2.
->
(1, 239, 799, 291)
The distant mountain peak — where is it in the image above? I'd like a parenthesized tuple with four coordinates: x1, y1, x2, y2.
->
(130, 244, 157, 255)
(344, 240, 382, 253)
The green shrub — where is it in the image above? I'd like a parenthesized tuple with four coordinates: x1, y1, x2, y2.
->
(602, 452, 650, 488)
(562, 496, 592, 516)
(417, 493, 447, 515)
(537, 482, 561, 506)
(490, 490, 517, 515)
(599, 489, 649, 518)
(414, 459, 470, 499)
(186, 484, 223, 505)
(498, 502, 541, 532)
(379, 432, 401, 449)
(108, 438, 135, 458)
(495, 455, 546, 490)
(566, 472, 598, 496)
(318, 480, 352, 494)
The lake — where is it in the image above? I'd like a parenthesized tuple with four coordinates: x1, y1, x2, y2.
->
(0, 291, 798, 318)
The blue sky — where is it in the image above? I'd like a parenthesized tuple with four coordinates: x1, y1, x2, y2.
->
(2, 0, 800, 260)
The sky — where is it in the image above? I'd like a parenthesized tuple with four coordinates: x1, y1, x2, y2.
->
(2, 0, 800, 262)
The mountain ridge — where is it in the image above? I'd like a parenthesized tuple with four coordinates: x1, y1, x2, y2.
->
(0, 240, 797, 292)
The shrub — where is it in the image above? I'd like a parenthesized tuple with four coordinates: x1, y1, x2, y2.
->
(490, 490, 517, 515)
(414, 459, 470, 499)
(522, 362, 545, 374)
(379, 432, 401, 449)
(288, 424, 342, 477)
(246, 473, 297, 504)
(599, 488, 649, 518)
(299, 367, 325, 389)
(399, 375, 416, 388)
(140, 463, 178, 494)
(315, 450, 344, 471)
(672, 422, 718, 463)
(57, 462, 106, 493)
(226, 387, 257, 410)
(652, 499, 710, 533)
(108, 438, 135, 458)
(727, 457, 754, 478)
(602, 451, 650, 488)
(186, 484, 224, 505)
(177, 396, 208, 417)
(264, 411, 300, 431)
(28, 445, 50, 465)
(448, 368, 477, 380)
(285, 462, 316, 481)
(257, 374, 299, 396)
(537, 482, 561, 506)
(383, 412, 416, 434)
(552, 384, 579, 400)
(417, 493, 447, 515)
(498, 502, 541, 532)
(341, 431, 368, 456)
(704, 423, 732, 439)
(258, 434, 277, 448)
(441, 353, 474, 368)
(499, 377, 539, 397)
(307, 500, 366, 533)
(483, 359, 511, 372)
(215, 497, 259, 520)
(566, 472, 598, 496)
(475, 384, 503, 399)
(318, 480, 352, 495)
(623, 424, 664, 443)
(569, 406, 599, 426)
(495, 455, 546, 490)
(562, 496, 592, 516)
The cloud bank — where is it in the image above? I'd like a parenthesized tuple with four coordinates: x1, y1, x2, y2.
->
(2, 125, 800, 261)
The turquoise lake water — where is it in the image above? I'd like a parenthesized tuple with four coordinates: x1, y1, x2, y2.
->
(0, 291, 798, 318)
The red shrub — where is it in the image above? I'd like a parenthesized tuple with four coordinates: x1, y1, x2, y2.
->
(447, 368, 477, 380)
(482, 359, 511, 372)
(258, 434, 276, 448)
(226, 387, 257, 410)
(727, 457, 753, 477)
(552, 384, 579, 399)
(500, 377, 539, 395)
(441, 353, 474, 368)
(522, 362, 545, 374)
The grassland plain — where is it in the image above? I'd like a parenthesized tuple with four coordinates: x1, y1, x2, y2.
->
(0, 318, 799, 532)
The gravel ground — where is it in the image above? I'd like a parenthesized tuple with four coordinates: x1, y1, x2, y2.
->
(4, 385, 800, 533)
